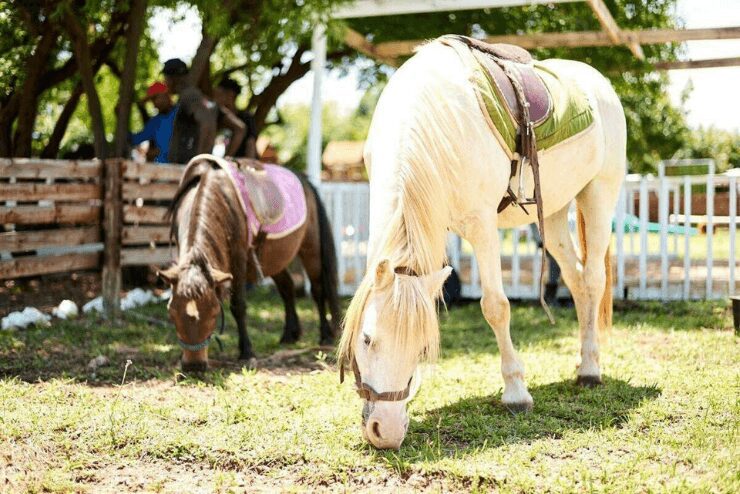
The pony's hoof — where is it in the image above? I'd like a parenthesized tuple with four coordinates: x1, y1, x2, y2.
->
(280, 334, 300, 344)
(181, 361, 208, 373)
(239, 357, 258, 370)
(576, 375, 602, 387)
(504, 401, 533, 414)
(319, 335, 334, 346)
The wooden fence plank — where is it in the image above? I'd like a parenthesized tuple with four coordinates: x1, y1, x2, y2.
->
(1, 183, 101, 201)
(0, 252, 99, 279)
(0, 226, 100, 251)
(0, 158, 101, 179)
(122, 182, 178, 200)
(122, 226, 171, 245)
(121, 247, 173, 266)
(123, 205, 169, 224)
(122, 161, 183, 181)
(0, 204, 101, 225)
(102, 160, 122, 318)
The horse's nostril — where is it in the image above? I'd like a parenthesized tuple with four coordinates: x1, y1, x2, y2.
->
(371, 420, 382, 440)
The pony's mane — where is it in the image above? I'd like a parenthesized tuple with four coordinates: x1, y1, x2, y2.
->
(168, 163, 242, 298)
(338, 41, 471, 366)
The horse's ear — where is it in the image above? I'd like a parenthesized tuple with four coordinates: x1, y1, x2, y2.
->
(158, 265, 180, 285)
(421, 266, 453, 298)
(374, 259, 394, 290)
(210, 268, 233, 286)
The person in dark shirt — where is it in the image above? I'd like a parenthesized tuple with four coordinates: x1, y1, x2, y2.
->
(214, 77, 258, 159)
(163, 58, 217, 164)
(129, 82, 176, 163)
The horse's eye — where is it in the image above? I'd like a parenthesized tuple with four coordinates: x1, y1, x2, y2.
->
(363, 334, 371, 346)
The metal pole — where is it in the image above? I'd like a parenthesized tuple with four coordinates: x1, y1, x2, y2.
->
(307, 23, 327, 186)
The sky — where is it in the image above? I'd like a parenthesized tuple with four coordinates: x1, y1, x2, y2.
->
(150, 0, 740, 131)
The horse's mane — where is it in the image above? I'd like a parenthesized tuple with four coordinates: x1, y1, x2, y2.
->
(167, 160, 242, 297)
(338, 41, 471, 366)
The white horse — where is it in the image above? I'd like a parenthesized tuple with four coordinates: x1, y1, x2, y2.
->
(338, 38, 626, 450)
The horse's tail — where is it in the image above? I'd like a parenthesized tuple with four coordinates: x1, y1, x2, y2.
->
(577, 207, 612, 338)
(303, 178, 341, 329)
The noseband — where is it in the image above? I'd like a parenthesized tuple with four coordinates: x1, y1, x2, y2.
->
(177, 300, 226, 352)
(341, 357, 413, 402)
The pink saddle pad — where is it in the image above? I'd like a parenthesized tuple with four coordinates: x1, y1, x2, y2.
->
(225, 161, 307, 242)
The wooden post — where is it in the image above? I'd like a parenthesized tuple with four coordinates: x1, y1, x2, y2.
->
(102, 159, 123, 319)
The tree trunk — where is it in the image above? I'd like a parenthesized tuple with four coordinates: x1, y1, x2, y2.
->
(41, 83, 83, 159)
(13, 28, 58, 157)
(63, 9, 107, 159)
(113, 0, 148, 158)
(0, 96, 20, 157)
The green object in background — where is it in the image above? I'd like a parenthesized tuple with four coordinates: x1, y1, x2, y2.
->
(614, 213, 698, 235)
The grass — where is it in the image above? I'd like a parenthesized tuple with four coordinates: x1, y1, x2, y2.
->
(0, 288, 737, 492)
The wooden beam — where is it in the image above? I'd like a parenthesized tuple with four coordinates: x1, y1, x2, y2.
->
(654, 57, 740, 70)
(0, 158, 101, 179)
(333, 0, 577, 19)
(0, 252, 99, 280)
(0, 183, 101, 202)
(586, 0, 644, 59)
(373, 27, 740, 57)
(123, 205, 169, 224)
(0, 205, 101, 225)
(0, 226, 100, 252)
(122, 182, 178, 201)
(344, 27, 399, 67)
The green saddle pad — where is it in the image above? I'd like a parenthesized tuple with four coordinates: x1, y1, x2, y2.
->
(445, 38, 595, 156)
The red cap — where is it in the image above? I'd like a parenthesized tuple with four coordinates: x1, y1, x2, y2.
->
(145, 81, 169, 98)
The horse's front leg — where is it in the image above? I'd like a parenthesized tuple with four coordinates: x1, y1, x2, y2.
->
(467, 213, 533, 412)
(231, 278, 255, 362)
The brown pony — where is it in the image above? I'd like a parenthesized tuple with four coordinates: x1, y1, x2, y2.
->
(159, 157, 340, 371)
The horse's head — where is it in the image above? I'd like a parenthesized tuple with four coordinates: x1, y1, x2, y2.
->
(339, 259, 452, 450)
(158, 256, 232, 372)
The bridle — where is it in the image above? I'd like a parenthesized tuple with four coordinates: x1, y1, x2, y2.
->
(177, 300, 226, 352)
(338, 265, 418, 403)
(341, 356, 413, 402)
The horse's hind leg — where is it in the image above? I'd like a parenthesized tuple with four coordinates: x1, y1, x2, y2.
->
(467, 212, 533, 412)
(544, 180, 618, 386)
(272, 269, 302, 344)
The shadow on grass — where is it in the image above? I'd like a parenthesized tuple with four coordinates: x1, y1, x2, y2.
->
(385, 376, 660, 463)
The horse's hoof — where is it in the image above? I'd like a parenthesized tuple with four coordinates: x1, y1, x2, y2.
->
(279, 334, 299, 344)
(181, 361, 208, 373)
(504, 401, 533, 414)
(239, 357, 258, 370)
(576, 375, 602, 387)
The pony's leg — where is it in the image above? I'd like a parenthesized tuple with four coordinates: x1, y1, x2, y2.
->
(230, 277, 255, 361)
(272, 269, 302, 344)
(469, 214, 533, 411)
(306, 264, 334, 346)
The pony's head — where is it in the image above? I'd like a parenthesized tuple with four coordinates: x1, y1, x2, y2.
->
(338, 258, 451, 450)
(159, 253, 232, 372)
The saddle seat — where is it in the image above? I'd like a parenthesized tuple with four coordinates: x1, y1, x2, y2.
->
(231, 158, 284, 226)
(454, 36, 552, 127)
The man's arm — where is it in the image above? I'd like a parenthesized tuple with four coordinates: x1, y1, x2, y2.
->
(219, 107, 246, 157)
(130, 117, 156, 145)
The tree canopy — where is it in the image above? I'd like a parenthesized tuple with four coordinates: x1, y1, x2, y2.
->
(0, 0, 736, 172)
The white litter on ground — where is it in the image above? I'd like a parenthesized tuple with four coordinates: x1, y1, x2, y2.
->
(87, 355, 110, 372)
(82, 288, 167, 314)
(52, 300, 79, 320)
(120, 288, 158, 310)
(2, 307, 52, 330)
(82, 296, 104, 314)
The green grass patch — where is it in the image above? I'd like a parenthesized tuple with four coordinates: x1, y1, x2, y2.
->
(0, 288, 737, 492)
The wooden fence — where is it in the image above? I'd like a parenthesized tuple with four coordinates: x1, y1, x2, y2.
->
(1, 158, 183, 315)
(1, 159, 103, 281)
(2, 158, 737, 312)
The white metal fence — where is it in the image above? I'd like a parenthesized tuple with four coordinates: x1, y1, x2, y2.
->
(319, 160, 738, 301)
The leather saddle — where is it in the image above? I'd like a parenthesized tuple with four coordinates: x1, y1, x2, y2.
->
(231, 158, 284, 226)
(455, 36, 551, 126)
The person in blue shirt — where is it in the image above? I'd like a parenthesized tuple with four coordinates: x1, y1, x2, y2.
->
(130, 82, 177, 163)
